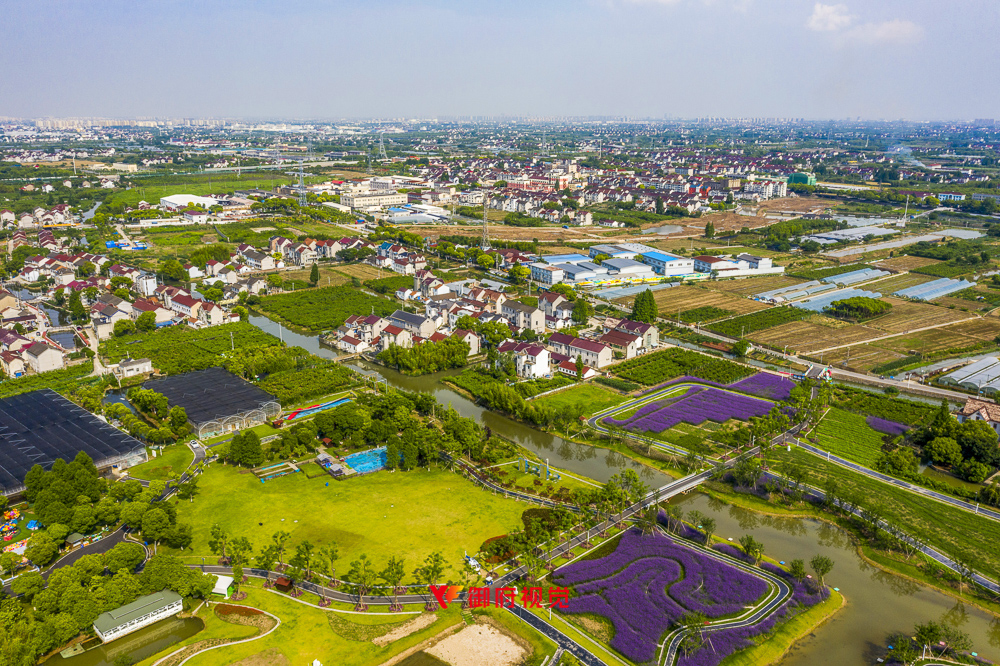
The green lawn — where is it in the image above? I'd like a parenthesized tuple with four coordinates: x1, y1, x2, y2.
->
(168, 463, 526, 581)
(144, 582, 462, 666)
(534, 383, 626, 417)
(773, 447, 1000, 581)
(127, 444, 194, 481)
(136, 601, 260, 666)
(812, 408, 885, 467)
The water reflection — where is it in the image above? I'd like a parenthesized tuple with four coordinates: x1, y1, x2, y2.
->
(942, 600, 970, 629)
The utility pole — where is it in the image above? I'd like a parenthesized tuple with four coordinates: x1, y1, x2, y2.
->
(481, 195, 490, 250)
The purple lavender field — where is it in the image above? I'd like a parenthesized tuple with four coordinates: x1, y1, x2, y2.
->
(728, 373, 796, 400)
(608, 387, 775, 434)
(866, 415, 910, 437)
(553, 530, 769, 663)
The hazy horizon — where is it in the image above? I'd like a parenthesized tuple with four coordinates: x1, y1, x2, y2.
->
(2, 0, 998, 121)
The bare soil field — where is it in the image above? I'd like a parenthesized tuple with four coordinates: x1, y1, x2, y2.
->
(626, 285, 770, 316)
(939, 318, 1000, 340)
(749, 319, 884, 354)
(865, 299, 973, 334)
(871, 256, 942, 271)
(757, 196, 834, 214)
(426, 625, 526, 666)
(820, 346, 907, 371)
(708, 275, 806, 296)
(334, 264, 386, 280)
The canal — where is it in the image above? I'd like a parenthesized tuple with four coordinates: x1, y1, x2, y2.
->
(246, 314, 1000, 663)
(52, 616, 203, 666)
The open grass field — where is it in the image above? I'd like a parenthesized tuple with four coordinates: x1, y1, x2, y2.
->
(772, 446, 1000, 581)
(871, 256, 942, 271)
(167, 464, 526, 580)
(707, 275, 805, 296)
(135, 600, 260, 666)
(531, 383, 625, 417)
(627, 285, 770, 317)
(160, 583, 464, 666)
(335, 263, 387, 281)
(278, 265, 352, 289)
(127, 444, 194, 482)
(811, 408, 885, 467)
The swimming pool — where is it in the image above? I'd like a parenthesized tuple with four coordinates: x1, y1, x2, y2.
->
(344, 447, 387, 474)
(285, 397, 351, 421)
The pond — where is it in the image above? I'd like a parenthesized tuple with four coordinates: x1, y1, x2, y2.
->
(673, 493, 1000, 665)
(50, 616, 203, 666)
(49, 330, 79, 350)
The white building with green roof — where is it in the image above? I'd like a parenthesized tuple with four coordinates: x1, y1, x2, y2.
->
(93, 590, 183, 643)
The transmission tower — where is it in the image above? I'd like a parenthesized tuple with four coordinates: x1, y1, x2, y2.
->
(297, 160, 306, 206)
(378, 131, 388, 161)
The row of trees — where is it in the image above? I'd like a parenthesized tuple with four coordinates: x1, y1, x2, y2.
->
(377, 337, 471, 375)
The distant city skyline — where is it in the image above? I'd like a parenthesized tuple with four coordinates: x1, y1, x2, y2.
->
(1, 0, 997, 120)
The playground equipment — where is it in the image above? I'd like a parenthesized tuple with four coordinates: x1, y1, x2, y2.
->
(518, 457, 561, 482)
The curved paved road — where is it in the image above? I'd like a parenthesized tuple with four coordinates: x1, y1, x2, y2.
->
(794, 439, 1000, 523)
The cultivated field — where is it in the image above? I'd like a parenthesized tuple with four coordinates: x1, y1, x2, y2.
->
(708, 275, 805, 296)
(867, 273, 935, 293)
(334, 263, 386, 280)
(864, 298, 974, 334)
(940, 317, 1000, 340)
(627, 285, 770, 316)
(871, 256, 942, 271)
(749, 318, 883, 354)
(818, 346, 908, 371)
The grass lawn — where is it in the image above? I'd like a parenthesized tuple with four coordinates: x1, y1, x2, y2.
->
(135, 601, 260, 666)
(155, 584, 463, 666)
(168, 464, 526, 580)
(533, 383, 626, 417)
(773, 447, 1000, 581)
(811, 408, 885, 468)
(127, 444, 194, 481)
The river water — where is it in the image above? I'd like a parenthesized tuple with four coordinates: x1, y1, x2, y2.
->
(52, 616, 203, 666)
(244, 314, 1000, 663)
(674, 494, 1000, 664)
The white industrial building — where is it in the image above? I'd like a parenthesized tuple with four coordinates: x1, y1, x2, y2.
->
(639, 251, 695, 276)
(160, 194, 218, 211)
(93, 590, 183, 643)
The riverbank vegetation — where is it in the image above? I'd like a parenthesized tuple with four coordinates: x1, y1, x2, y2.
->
(377, 337, 470, 375)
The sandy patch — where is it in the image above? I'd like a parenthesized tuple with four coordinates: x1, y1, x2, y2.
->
(373, 613, 438, 647)
(426, 625, 527, 666)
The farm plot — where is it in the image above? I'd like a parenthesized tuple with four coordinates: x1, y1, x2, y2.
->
(872, 256, 943, 271)
(606, 386, 774, 433)
(818, 346, 908, 372)
(748, 319, 883, 354)
(707, 275, 805, 296)
(940, 317, 1000, 341)
(812, 408, 886, 467)
(863, 298, 973, 334)
(611, 348, 752, 386)
(553, 529, 770, 664)
(334, 263, 386, 281)
(867, 273, 935, 293)
(869, 327, 986, 357)
(625, 285, 769, 317)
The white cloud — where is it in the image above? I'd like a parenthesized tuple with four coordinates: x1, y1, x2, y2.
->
(845, 19, 924, 44)
(807, 3, 854, 32)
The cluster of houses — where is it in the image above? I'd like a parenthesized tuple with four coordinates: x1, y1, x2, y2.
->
(329, 268, 662, 380)
(370, 241, 428, 275)
(1, 204, 77, 230)
(266, 236, 372, 267)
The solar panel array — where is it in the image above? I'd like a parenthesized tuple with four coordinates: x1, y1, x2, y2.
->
(893, 278, 975, 301)
(793, 289, 883, 313)
(144, 367, 276, 427)
(0, 389, 145, 491)
(821, 268, 890, 285)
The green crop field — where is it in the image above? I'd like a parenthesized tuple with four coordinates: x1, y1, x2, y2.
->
(812, 408, 885, 467)
(257, 286, 398, 332)
(709, 307, 810, 338)
(167, 463, 526, 582)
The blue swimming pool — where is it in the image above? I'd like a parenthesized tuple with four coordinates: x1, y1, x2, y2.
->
(344, 447, 387, 474)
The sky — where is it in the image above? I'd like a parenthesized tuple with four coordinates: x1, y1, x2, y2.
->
(1, 0, 998, 121)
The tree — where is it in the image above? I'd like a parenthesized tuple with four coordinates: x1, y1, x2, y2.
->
(309, 263, 319, 285)
(233, 305, 249, 322)
(141, 508, 170, 550)
(347, 554, 378, 609)
(103, 542, 145, 574)
(255, 544, 279, 581)
(272, 530, 291, 570)
(379, 556, 406, 608)
(915, 621, 943, 655)
(11, 571, 45, 599)
(789, 559, 807, 583)
(810, 554, 834, 588)
(477, 255, 494, 270)
(700, 517, 716, 544)
(24, 533, 59, 567)
(509, 265, 530, 284)
(317, 542, 340, 585)
(67, 290, 86, 321)
(135, 311, 157, 332)
(160, 259, 187, 282)
(113, 319, 136, 337)
(925, 436, 962, 467)
(209, 524, 230, 562)
(732, 339, 750, 357)
(631, 289, 658, 324)
(0, 551, 19, 578)
(704, 221, 715, 238)
(571, 298, 592, 325)
(290, 541, 315, 580)
(738, 535, 764, 565)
